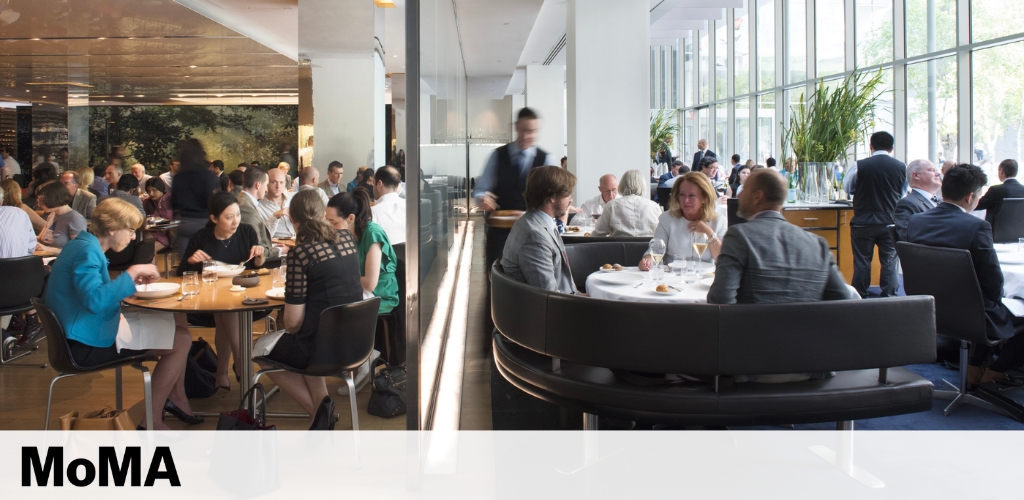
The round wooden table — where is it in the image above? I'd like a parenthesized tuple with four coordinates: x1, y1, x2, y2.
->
(123, 274, 284, 411)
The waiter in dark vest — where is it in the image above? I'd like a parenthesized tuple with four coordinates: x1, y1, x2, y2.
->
(847, 131, 906, 298)
(474, 107, 558, 272)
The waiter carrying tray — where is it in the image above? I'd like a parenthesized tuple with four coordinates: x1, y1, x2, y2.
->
(474, 107, 558, 342)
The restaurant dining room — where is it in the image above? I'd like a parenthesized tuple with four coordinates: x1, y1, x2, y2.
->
(1, 0, 1024, 498)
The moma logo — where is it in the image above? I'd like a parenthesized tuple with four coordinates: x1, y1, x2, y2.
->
(22, 447, 180, 487)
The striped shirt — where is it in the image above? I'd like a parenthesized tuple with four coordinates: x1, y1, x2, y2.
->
(0, 206, 37, 258)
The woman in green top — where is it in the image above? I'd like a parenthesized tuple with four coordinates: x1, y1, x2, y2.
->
(326, 189, 399, 314)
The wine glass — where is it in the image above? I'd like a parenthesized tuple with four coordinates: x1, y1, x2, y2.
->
(648, 238, 666, 280)
(591, 204, 603, 224)
(181, 271, 200, 297)
(691, 232, 708, 274)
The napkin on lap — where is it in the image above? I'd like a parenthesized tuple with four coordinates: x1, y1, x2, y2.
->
(116, 309, 175, 352)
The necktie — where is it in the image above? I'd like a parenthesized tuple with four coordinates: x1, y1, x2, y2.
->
(555, 219, 566, 235)
(931, 195, 939, 205)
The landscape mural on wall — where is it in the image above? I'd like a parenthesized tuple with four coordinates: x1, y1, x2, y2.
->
(89, 105, 298, 173)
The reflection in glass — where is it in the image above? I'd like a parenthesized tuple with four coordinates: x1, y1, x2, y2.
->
(786, 0, 807, 83)
(699, 30, 710, 103)
(735, 98, 750, 161)
(972, 0, 1024, 43)
(684, 32, 694, 107)
(856, 68, 893, 159)
(716, 19, 728, 100)
(757, 0, 775, 90)
(816, 0, 845, 77)
(907, 56, 957, 165)
(716, 103, 728, 156)
(973, 41, 1024, 176)
(735, 5, 750, 96)
(682, 109, 695, 162)
(698, 107, 710, 146)
(757, 93, 776, 163)
(906, 0, 955, 57)
(856, 0, 893, 67)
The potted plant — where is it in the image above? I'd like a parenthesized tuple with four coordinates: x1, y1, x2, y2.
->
(650, 109, 680, 165)
(781, 70, 885, 203)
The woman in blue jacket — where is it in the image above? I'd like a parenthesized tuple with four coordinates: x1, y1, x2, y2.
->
(45, 198, 198, 429)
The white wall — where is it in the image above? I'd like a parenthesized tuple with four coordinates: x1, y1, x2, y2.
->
(525, 64, 566, 158)
(567, 0, 649, 203)
(468, 96, 512, 143)
(511, 94, 525, 132)
(311, 55, 377, 188)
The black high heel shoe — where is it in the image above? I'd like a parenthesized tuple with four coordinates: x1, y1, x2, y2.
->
(164, 400, 204, 425)
(309, 396, 336, 431)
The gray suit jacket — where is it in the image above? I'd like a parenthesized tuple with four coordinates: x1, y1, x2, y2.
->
(501, 209, 577, 295)
(71, 189, 96, 219)
(236, 191, 280, 260)
(318, 180, 344, 197)
(893, 190, 933, 242)
(708, 211, 851, 304)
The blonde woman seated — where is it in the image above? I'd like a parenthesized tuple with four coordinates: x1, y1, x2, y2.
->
(639, 172, 727, 270)
(591, 169, 662, 237)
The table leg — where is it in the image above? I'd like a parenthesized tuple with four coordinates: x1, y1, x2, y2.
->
(238, 310, 254, 411)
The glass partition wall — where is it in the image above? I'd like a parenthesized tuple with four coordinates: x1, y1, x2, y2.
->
(652, 0, 1024, 180)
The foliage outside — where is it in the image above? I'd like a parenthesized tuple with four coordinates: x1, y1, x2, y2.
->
(781, 69, 885, 163)
(650, 109, 680, 161)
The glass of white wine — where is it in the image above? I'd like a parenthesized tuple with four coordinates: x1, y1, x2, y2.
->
(648, 238, 666, 281)
(691, 232, 708, 274)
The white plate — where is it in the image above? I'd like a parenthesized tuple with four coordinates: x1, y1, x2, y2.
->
(134, 282, 180, 299)
(699, 277, 715, 287)
(208, 265, 245, 278)
(999, 252, 1024, 265)
(651, 285, 681, 295)
(591, 273, 644, 285)
(266, 288, 285, 300)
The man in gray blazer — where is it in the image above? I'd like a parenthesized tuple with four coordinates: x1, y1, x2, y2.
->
(500, 166, 578, 295)
(60, 171, 96, 219)
(709, 169, 851, 304)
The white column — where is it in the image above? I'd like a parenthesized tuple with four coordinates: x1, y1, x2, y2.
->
(567, 0, 649, 202)
(525, 64, 566, 159)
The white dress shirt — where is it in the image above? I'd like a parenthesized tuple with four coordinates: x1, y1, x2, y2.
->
(843, 149, 893, 195)
(370, 192, 407, 244)
(3, 156, 21, 176)
(591, 195, 663, 238)
(257, 192, 295, 238)
(298, 184, 330, 206)
(653, 210, 727, 263)
(0, 206, 37, 258)
(159, 171, 174, 189)
(577, 194, 610, 221)
(323, 181, 342, 197)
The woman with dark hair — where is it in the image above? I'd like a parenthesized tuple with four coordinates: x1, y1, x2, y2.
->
(258, 189, 364, 429)
(45, 198, 198, 429)
(26, 162, 58, 207)
(358, 168, 376, 200)
(179, 191, 265, 389)
(326, 189, 398, 316)
(36, 180, 88, 254)
(729, 165, 751, 198)
(170, 139, 220, 256)
(143, 177, 173, 251)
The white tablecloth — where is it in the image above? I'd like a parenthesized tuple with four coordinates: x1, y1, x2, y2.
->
(586, 266, 715, 303)
(995, 243, 1024, 315)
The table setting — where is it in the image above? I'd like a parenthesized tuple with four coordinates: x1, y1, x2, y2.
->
(586, 237, 717, 303)
(995, 241, 1024, 316)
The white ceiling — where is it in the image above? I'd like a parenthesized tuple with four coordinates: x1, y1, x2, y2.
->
(452, 0, 545, 99)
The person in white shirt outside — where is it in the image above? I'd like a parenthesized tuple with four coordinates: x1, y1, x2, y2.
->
(576, 174, 618, 223)
(130, 163, 151, 192)
(1, 147, 21, 183)
(591, 169, 663, 238)
(0, 187, 36, 259)
(318, 161, 345, 197)
(257, 168, 296, 239)
(296, 166, 330, 206)
(159, 160, 179, 189)
(370, 166, 406, 245)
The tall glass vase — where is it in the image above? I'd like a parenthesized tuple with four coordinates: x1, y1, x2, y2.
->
(798, 162, 843, 204)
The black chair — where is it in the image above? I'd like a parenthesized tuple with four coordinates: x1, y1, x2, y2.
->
(727, 198, 747, 227)
(253, 297, 381, 429)
(0, 256, 48, 367)
(31, 298, 157, 430)
(564, 242, 650, 293)
(991, 198, 1024, 243)
(656, 187, 672, 211)
(108, 239, 156, 273)
(896, 241, 1008, 417)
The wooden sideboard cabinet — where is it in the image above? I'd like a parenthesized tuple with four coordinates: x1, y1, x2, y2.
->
(781, 204, 880, 286)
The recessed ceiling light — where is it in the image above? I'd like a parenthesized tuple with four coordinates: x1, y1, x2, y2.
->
(25, 90, 29, 92)
(393, 54, 397, 58)
(177, 94, 184, 97)
(31, 37, 40, 41)
(41, 96, 46, 98)
(215, 94, 223, 97)
(97, 37, 106, 40)
(136, 95, 144, 97)
(184, 75, 190, 78)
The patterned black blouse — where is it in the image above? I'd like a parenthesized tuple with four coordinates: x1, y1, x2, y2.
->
(284, 231, 364, 350)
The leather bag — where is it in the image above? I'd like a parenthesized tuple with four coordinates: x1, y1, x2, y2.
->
(185, 338, 219, 398)
(217, 383, 275, 430)
(367, 359, 407, 418)
(59, 407, 134, 430)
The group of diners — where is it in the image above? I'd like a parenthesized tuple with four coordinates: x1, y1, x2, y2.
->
(0, 138, 405, 430)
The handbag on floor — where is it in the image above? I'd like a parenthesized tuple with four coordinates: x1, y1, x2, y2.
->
(367, 359, 407, 418)
(185, 338, 219, 398)
(59, 407, 134, 430)
(217, 383, 275, 430)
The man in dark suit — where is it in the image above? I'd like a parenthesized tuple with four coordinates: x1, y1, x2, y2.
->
(709, 169, 851, 304)
(657, 161, 681, 188)
(907, 164, 1024, 384)
(893, 159, 942, 241)
(692, 139, 715, 173)
(975, 158, 1024, 225)
(848, 131, 906, 297)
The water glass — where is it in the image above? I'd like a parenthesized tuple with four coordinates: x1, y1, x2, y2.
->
(272, 266, 287, 289)
(669, 260, 685, 282)
(1019, 237, 1024, 253)
(202, 260, 218, 283)
(683, 259, 699, 284)
(181, 271, 200, 296)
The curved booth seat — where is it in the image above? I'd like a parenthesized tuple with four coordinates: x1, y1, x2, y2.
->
(564, 242, 650, 293)
(491, 264, 937, 427)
